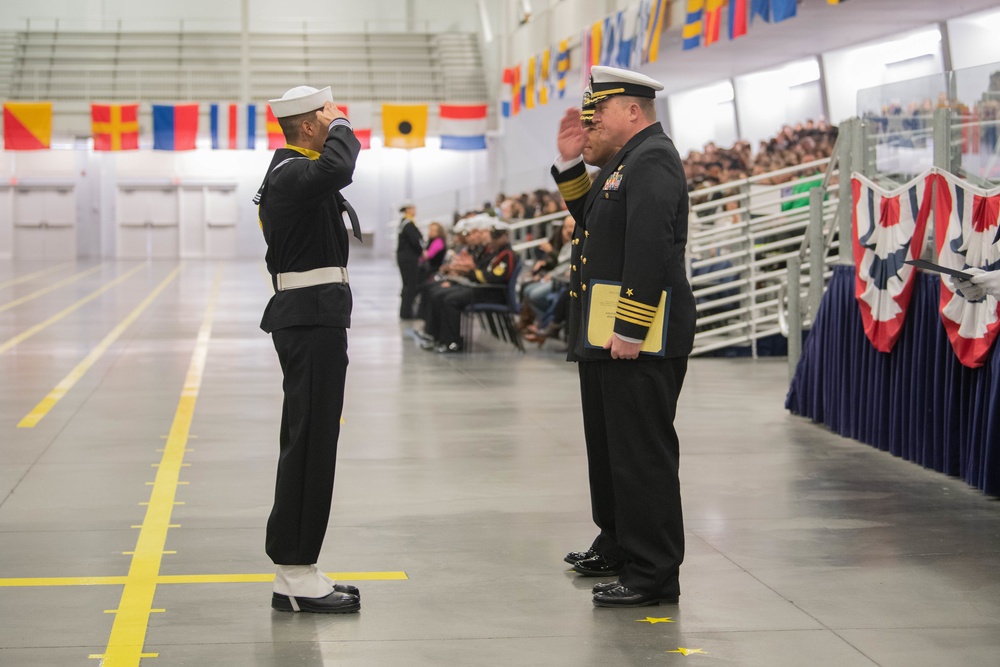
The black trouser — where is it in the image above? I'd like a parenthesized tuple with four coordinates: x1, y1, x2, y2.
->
(431, 285, 507, 346)
(266, 325, 348, 565)
(578, 356, 688, 597)
(398, 257, 421, 318)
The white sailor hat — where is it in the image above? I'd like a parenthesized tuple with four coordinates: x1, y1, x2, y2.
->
(455, 213, 495, 232)
(589, 66, 663, 104)
(268, 85, 333, 118)
(489, 220, 511, 237)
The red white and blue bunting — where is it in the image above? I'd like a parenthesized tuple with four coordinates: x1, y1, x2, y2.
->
(933, 171, 1000, 368)
(851, 172, 933, 353)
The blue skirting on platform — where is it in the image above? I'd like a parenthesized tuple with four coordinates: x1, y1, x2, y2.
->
(786, 264, 1000, 497)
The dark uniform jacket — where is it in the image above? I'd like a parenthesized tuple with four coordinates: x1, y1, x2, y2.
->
(552, 122, 695, 361)
(257, 125, 362, 333)
(396, 217, 424, 264)
(471, 242, 516, 286)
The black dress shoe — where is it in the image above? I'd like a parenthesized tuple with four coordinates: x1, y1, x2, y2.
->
(592, 584, 678, 607)
(271, 591, 360, 614)
(573, 554, 624, 577)
(564, 549, 597, 565)
(334, 584, 360, 598)
(591, 579, 620, 594)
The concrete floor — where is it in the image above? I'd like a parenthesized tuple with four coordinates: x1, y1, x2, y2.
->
(1, 257, 999, 667)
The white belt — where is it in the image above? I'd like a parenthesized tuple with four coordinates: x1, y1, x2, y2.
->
(276, 267, 349, 291)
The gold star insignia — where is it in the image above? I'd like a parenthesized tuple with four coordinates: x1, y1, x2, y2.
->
(636, 616, 673, 624)
(667, 648, 707, 656)
(626, 288, 634, 297)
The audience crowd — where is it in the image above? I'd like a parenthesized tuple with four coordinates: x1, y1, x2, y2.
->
(404, 118, 846, 352)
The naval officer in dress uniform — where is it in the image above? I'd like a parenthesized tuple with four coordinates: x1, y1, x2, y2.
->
(552, 66, 696, 607)
(255, 85, 364, 613)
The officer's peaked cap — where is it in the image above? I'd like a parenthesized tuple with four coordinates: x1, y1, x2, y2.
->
(589, 66, 663, 104)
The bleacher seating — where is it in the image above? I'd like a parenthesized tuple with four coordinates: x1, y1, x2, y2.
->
(2, 27, 486, 104)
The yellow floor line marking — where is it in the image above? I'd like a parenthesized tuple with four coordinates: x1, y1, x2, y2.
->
(99, 265, 222, 667)
(0, 572, 409, 588)
(0, 264, 145, 356)
(0, 261, 75, 291)
(0, 264, 106, 314)
(17, 266, 181, 428)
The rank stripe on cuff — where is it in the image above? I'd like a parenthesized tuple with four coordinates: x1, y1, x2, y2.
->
(474, 269, 486, 283)
(557, 173, 591, 201)
(618, 296, 657, 314)
(616, 313, 652, 327)
(616, 304, 655, 323)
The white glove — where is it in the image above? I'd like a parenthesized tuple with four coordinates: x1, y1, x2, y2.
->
(971, 268, 1000, 299)
(950, 267, 987, 301)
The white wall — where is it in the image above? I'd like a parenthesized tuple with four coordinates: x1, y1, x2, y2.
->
(947, 8, 1000, 71)
(666, 82, 738, 157)
(823, 27, 946, 124)
(734, 59, 824, 150)
(1, 141, 491, 260)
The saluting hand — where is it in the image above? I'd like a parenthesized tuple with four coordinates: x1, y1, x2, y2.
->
(557, 108, 587, 162)
(316, 101, 347, 128)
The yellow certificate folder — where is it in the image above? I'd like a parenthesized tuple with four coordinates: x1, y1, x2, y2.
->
(584, 280, 670, 356)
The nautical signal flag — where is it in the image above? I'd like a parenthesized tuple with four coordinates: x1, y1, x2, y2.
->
(210, 103, 256, 149)
(556, 39, 570, 98)
(266, 105, 284, 149)
(752, 0, 797, 23)
(439, 104, 487, 151)
(91, 103, 139, 151)
(683, 0, 705, 50)
(2, 102, 52, 150)
(382, 104, 427, 149)
(152, 103, 198, 151)
(337, 103, 372, 150)
(729, 0, 748, 40)
(703, 0, 724, 47)
(643, 0, 669, 63)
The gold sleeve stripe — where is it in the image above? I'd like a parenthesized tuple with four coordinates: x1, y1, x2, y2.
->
(474, 269, 486, 283)
(557, 173, 591, 201)
(616, 309, 654, 324)
(618, 297, 657, 314)
(616, 305, 654, 323)
(615, 313, 652, 327)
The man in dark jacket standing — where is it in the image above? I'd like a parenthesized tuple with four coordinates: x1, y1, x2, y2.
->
(396, 203, 423, 319)
(552, 67, 696, 608)
(255, 85, 363, 614)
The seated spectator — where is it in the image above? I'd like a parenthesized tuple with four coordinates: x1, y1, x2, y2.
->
(419, 222, 448, 278)
(519, 215, 575, 334)
(417, 218, 516, 354)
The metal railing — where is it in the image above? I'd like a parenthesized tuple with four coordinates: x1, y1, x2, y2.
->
(687, 157, 839, 357)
